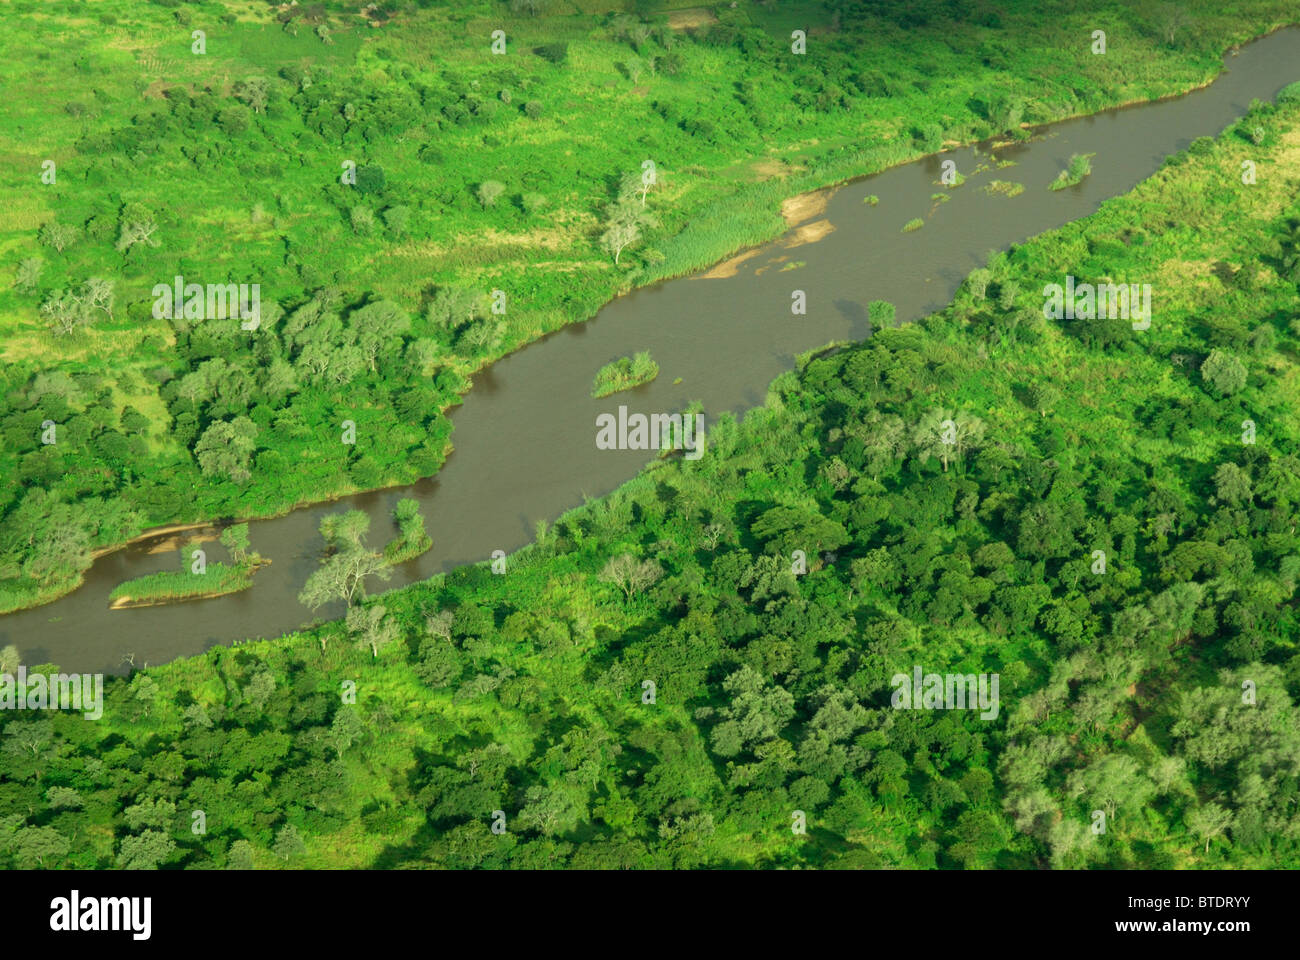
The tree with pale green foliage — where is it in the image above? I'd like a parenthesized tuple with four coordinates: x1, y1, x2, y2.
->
(272, 823, 306, 863)
(477, 180, 506, 208)
(1201, 349, 1247, 396)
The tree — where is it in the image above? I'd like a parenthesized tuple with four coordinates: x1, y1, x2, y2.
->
(226, 839, 255, 870)
(321, 509, 371, 551)
(601, 219, 640, 266)
(299, 512, 392, 612)
(217, 107, 250, 136)
(709, 665, 795, 758)
(599, 553, 662, 600)
(601, 187, 659, 265)
(627, 22, 653, 52)
(347, 603, 399, 657)
(115, 204, 160, 253)
(425, 608, 455, 641)
(1201, 349, 1247, 396)
(15, 257, 43, 293)
(3, 720, 53, 777)
(1046, 817, 1095, 869)
(46, 787, 84, 811)
(355, 164, 386, 196)
(388, 497, 429, 557)
(220, 523, 251, 564)
(1027, 382, 1060, 416)
(1213, 463, 1252, 506)
(868, 299, 896, 329)
(82, 277, 114, 319)
(350, 205, 376, 235)
(194, 416, 258, 482)
(912, 408, 984, 473)
(117, 830, 176, 870)
(22, 517, 91, 585)
(426, 286, 483, 332)
(329, 707, 366, 758)
(299, 549, 390, 611)
(272, 823, 306, 862)
(750, 505, 849, 555)
(948, 809, 1010, 868)
(351, 300, 410, 372)
(40, 289, 92, 336)
(382, 205, 411, 238)
(1153, 2, 1191, 46)
(1187, 802, 1232, 854)
(965, 267, 992, 301)
(38, 221, 79, 253)
(13, 826, 71, 868)
(1066, 754, 1154, 824)
(234, 76, 271, 114)
(477, 180, 506, 208)
(518, 784, 581, 836)
(535, 42, 568, 64)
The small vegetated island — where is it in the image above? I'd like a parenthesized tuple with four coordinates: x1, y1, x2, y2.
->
(1050, 152, 1094, 190)
(108, 524, 262, 609)
(591, 351, 660, 398)
(383, 498, 433, 564)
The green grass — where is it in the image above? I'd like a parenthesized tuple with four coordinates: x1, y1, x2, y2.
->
(108, 562, 254, 606)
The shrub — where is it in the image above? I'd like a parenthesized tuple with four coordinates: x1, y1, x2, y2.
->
(535, 42, 568, 65)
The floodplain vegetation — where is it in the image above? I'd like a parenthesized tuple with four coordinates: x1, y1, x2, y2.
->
(3, 83, 1298, 870)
